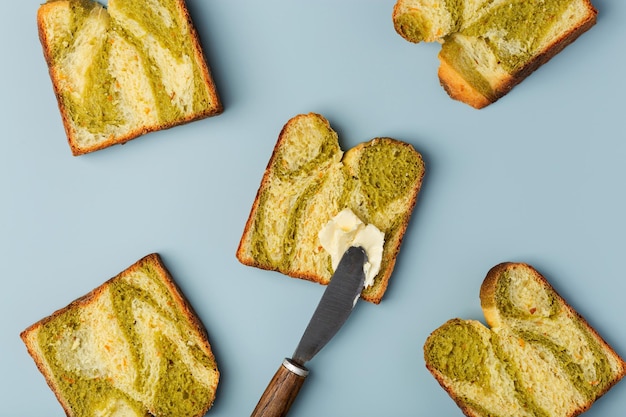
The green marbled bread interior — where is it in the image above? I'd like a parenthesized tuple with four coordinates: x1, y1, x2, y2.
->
(37, 0, 221, 154)
(442, 0, 592, 100)
(424, 263, 625, 417)
(394, 0, 592, 57)
(21, 254, 219, 417)
(236, 113, 425, 304)
(393, 0, 597, 106)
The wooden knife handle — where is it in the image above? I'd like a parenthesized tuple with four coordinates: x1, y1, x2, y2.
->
(250, 358, 309, 417)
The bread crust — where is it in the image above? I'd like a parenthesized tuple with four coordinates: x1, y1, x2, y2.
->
(37, 0, 223, 155)
(437, 59, 494, 109)
(437, 1, 597, 108)
(236, 113, 425, 304)
(20, 253, 219, 417)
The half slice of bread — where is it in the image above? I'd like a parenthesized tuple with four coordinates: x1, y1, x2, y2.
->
(236, 113, 425, 304)
(424, 263, 625, 417)
(37, 0, 222, 155)
(392, 0, 597, 108)
(21, 253, 219, 417)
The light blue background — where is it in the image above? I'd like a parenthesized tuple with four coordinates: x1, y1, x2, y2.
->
(1, 1, 625, 416)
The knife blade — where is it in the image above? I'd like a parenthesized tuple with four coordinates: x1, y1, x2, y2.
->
(250, 246, 367, 417)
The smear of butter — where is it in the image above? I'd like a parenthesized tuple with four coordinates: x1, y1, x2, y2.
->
(318, 208, 385, 288)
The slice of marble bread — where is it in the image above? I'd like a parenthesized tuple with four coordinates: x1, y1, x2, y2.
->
(424, 262, 626, 417)
(21, 253, 219, 417)
(236, 113, 425, 304)
(392, 0, 597, 108)
(37, 0, 222, 155)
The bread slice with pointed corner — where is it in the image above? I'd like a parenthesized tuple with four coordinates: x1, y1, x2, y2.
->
(392, 0, 597, 108)
(20, 253, 219, 417)
(37, 0, 222, 155)
(236, 113, 425, 304)
(424, 262, 626, 417)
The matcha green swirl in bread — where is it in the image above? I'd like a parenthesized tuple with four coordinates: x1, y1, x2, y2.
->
(392, 0, 597, 108)
(20, 254, 219, 417)
(424, 262, 626, 417)
(236, 113, 425, 304)
(37, 0, 222, 155)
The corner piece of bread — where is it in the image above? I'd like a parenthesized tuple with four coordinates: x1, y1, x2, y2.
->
(20, 253, 219, 417)
(236, 113, 425, 304)
(392, 0, 597, 108)
(37, 0, 223, 155)
(424, 262, 626, 417)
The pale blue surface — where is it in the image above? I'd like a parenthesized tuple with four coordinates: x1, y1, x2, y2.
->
(1, 1, 625, 416)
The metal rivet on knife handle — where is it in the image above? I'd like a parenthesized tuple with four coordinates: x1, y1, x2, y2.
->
(250, 359, 309, 417)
